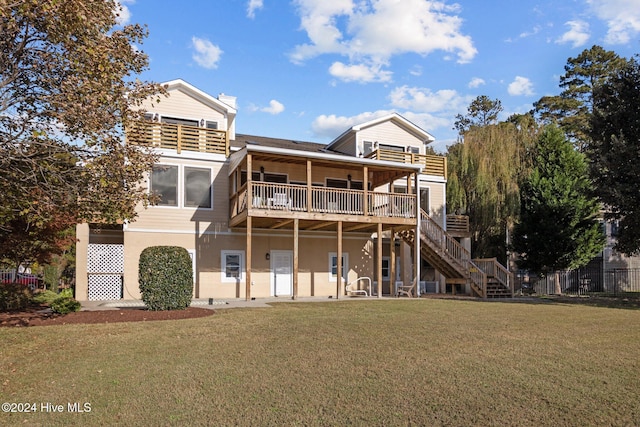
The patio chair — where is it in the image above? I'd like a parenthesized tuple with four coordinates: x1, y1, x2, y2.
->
(345, 279, 368, 297)
(271, 192, 290, 209)
(396, 279, 416, 298)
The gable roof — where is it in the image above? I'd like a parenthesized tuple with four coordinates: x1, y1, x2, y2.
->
(161, 79, 237, 115)
(326, 112, 435, 151)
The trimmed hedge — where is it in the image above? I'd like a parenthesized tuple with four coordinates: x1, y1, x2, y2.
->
(139, 246, 193, 311)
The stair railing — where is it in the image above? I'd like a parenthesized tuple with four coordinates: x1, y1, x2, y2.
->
(418, 209, 486, 297)
(473, 258, 514, 296)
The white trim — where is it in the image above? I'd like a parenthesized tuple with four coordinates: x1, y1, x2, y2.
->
(149, 164, 214, 211)
(221, 250, 245, 283)
(186, 249, 196, 284)
(328, 252, 349, 282)
(270, 250, 293, 297)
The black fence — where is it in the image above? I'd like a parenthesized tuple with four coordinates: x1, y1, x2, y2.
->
(517, 266, 640, 296)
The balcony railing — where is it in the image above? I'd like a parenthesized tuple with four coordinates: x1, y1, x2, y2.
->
(127, 121, 229, 156)
(446, 214, 470, 234)
(365, 149, 447, 177)
(232, 182, 417, 218)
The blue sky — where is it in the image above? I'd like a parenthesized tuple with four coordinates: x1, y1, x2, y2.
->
(118, 0, 640, 152)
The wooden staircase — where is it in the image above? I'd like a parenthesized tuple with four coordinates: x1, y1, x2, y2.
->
(399, 210, 513, 298)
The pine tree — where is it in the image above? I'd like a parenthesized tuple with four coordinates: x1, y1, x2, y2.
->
(590, 57, 640, 255)
(512, 126, 604, 276)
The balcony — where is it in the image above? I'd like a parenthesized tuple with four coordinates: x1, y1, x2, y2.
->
(127, 121, 229, 156)
(365, 149, 447, 177)
(230, 182, 417, 230)
(445, 214, 470, 237)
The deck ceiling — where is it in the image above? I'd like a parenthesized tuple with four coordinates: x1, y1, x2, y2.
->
(232, 215, 415, 234)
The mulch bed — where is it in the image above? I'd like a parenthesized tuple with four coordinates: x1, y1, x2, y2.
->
(0, 304, 216, 328)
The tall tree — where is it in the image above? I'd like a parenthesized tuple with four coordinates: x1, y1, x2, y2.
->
(512, 126, 604, 277)
(533, 45, 627, 148)
(447, 114, 537, 262)
(590, 57, 640, 255)
(0, 1, 162, 264)
(454, 95, 503, 134)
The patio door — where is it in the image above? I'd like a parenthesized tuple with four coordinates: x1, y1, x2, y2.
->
(271, 250, 292, 297)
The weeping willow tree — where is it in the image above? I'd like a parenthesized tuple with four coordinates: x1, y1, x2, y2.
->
(447, 115, 538, 263)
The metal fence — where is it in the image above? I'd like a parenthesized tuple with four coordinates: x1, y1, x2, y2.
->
(523, 267, 640, 296)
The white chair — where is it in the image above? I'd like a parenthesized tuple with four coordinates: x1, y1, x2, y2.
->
(271, 192, 290, 209)
(345, 279, 368, 297)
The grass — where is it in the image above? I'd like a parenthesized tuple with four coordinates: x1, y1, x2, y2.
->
(1, 298, 639, 426)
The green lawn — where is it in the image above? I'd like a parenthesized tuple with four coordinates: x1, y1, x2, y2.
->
(1, 298, 639, 426)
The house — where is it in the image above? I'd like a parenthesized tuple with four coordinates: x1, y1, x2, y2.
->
(75, 79, 512, 302)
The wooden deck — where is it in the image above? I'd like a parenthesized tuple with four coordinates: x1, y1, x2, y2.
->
(126, 121, 229, 156)
(229, 182, 417, 231)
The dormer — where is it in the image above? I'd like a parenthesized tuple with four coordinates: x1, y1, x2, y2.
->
(326, 113, 435, 158)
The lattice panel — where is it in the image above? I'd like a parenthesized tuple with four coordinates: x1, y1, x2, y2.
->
(88, 244, 124, 273)
(88, 274, 122, 301)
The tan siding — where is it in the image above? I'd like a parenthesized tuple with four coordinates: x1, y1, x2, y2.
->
(140, 90, 228, 131)
(120, 230, 373, 300)
(359, 121, 424, 153)
(130, 157, 229, 232)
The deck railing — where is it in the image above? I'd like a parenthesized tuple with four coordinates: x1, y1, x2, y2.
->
(365, 149, 447, 177)
(473, 258, 513, 294)
(446, 214, 470, 234)
(235, 182, 417, 218)
(127, 121, 229, 156)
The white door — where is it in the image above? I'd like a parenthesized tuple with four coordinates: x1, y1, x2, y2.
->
(272, 250, 292, 296)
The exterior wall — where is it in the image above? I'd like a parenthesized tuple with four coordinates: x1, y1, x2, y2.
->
(250, 161, 363, 185)
(129, 154, 229, 232)
(118, 229, 374, 301)
(358, 121, 425, 153)
(140, 90, 229, 132)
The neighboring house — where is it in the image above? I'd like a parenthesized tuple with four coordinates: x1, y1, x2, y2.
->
(75, 79, 512, 302)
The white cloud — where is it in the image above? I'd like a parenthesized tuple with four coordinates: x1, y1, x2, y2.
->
(312, 110, 393, 138)
(261, 100, 285, 115)
(329, 61, 392, 83)
(588, 0, 640, 44)
(388, 85, 471, 113)
(409, 65, 423, 76)
(290, 0, 477, 83)
(556, 20, 590, 47)
(191, 37, 223, 69)
(114, 0, 134, 25)
(508, 76, 534, 96)
(247, 0, 264, 19)
(468, 77, 485, 88)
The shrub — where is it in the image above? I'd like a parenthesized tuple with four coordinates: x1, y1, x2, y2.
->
(59, 288, 73, 298)
(139, 246, 193, 311)
(32, 290, 60, 305)
(50, 296, 81, 314)
(0, 283, 33, 311)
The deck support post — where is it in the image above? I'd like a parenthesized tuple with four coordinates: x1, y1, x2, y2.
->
(390, 228, 396, 296)
(377, 222, 383, 298)
(337, 221, 343, 299)
(246, 216, 252, 301)
(293, 218, 299, 300)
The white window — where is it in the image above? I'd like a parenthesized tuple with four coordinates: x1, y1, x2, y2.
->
(221, 251, 245, 282)
(184, 167, 212, 208)
(150, 165, 213, 209)
(382, 256, 402, 281)
(329, 252, 349, 282)
(151, 165, 178, 206)
(362, 140, 374, 156)
(406, 146, 420, 154)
